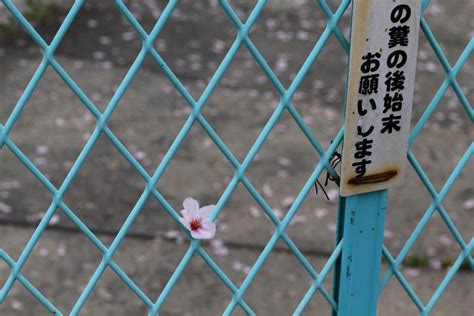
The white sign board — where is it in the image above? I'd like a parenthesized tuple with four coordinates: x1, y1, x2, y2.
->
(340, 0, 421, 196)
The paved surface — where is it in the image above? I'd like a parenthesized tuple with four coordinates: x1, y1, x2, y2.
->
(1, 226, 473, 316)
(0, 0, 472, 314)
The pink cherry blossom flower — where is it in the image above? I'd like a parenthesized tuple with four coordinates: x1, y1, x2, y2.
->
(179, 197, 216, 240)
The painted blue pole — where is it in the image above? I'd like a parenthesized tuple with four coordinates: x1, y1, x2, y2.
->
(336, 190, 387, 315)
(331, 195, 345, 316)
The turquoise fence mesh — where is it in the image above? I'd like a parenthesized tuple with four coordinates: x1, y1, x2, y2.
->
(0, 0, 472, 315)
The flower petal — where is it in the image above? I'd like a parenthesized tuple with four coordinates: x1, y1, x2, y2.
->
(193, 219, 216, 240)
(180, 209, 196, 222)
(183, 197, 199, 212)
(200, 219, 216, 239)
(200, 204, 215, 218)
(178, 216, 191, 230)
(191, 229, 207, 239)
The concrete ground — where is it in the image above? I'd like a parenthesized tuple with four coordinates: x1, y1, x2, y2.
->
(1, 226, 473, 316)
(0, 0, 472, 314)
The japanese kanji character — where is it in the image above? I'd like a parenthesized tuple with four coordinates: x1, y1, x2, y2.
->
(385, 71, 405, 92)
(352, 159, 372, 177)
(357, 99, 377, 116)
(361, 52, 381, 73)
(387, 50, 407, 68)
(354, 138, 373, 159)
(357, 125, 374, 137)
(388, 25, 410, 48)
(383, 93, 403, 113)
(381, 114, 402, 134)
(359, 74, 379, 95)
(391, 4, 411, 23)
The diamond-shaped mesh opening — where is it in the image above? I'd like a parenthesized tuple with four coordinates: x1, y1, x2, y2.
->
(111, 213, 189, 304)
(61, 134, 146, 245)
(154, 123, 234, 206)
(196, 183, 277, 287)
(309, 35, 348, 97)
(80, 267, 149, 315)
(0, 280, 52, 315)
(106, 55, 190, 174)
(19, 227, 103, 313)
(160, 254, 234, 315)
(0, 43, 42, 125)
(242, 244, 313, 314)
(200, 45, 278, 161)
(426, 269, 474, 315)
(303, 291, 333, 315)
(410, 93, 471, 191)
(8, 0, 74, 44)
(155, 0, 237, 98)
(248, 0, 326, 88)
(411, 35, 445, 124)
(441, 166, 474, 243)
(52, 5, 144, 112)
(385, 165, 433, 255)
(245, 111, 322, 216)
(209, 183, 274, 253)
(114, 197, 189, 297)
(395, 222, 464, 304)
(284, 189, 339, 258)
(66, 2, 144, 68)
(457, 56, 473, 99)
(0, 148, 52, 226)
(125, 192, 179, 238)
(377, 274, 420, 315)
(8, 66, 95, 188)
(422, 0, 473, 64)
(301, 255, 337, 315)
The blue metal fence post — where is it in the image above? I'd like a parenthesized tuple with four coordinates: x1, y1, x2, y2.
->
(336, 190, 387, 315)
(331, 195, 346, 316)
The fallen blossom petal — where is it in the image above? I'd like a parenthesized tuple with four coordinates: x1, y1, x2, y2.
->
(405, 268, 421, 278)
(439, 234, 454, 246)
(463, 198, 474, 210)
(249, 206, 261, 218)
(327, 223, 337, 232)
(0, 202, 12, 214)
(282, 196, 294, 207)
(262, 184, 273, 197)
(211, 239, 229, 256)
(326, 189, 339, 202)
(314, 208, 327, 219)
(233, 261, 243, 272)
(429, 259, 442, 270)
